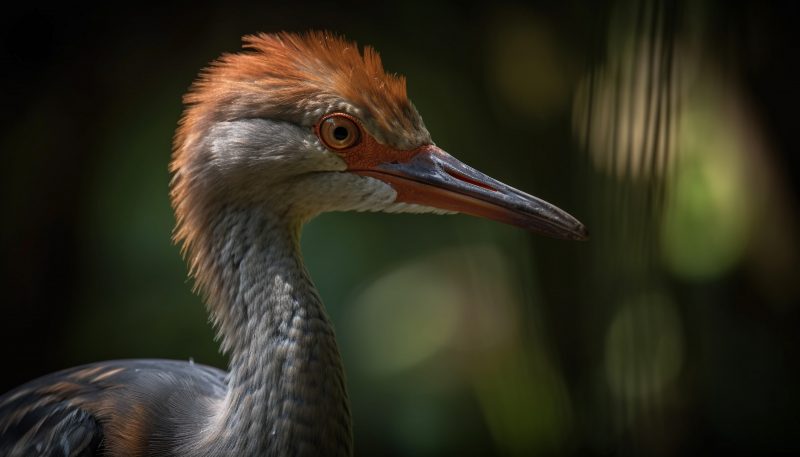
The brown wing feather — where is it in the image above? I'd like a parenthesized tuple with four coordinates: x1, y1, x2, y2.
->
(0, 359, 227, 457)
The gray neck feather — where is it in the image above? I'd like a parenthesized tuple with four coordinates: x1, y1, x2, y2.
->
(196, 203, 351, 457)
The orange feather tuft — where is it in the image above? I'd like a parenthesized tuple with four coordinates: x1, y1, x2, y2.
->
(179, 31, 418, 140)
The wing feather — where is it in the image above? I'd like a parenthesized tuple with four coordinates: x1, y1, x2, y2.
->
(0, 359, 227, 457)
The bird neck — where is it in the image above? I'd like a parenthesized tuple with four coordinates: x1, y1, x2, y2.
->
(197, 202, 352, 457)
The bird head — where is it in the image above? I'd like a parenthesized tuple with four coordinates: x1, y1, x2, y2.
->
(171, 32, 587, 251)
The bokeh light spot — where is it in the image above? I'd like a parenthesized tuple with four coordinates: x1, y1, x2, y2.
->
(605, 292, 683, 400)
(348, 261, 460, 375)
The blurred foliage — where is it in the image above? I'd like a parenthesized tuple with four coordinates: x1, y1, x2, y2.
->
(1, 0, 799, 455)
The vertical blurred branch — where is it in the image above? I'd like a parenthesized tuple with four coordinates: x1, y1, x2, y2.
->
(573, 0, 684, 452)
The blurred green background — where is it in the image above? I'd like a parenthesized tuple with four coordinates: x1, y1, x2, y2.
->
(1, 1, 798, 455)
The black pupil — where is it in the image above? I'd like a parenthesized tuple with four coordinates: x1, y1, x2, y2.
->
(333, 126, 349, 141)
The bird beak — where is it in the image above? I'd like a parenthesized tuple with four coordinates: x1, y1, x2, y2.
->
(354, 146, 588, 240)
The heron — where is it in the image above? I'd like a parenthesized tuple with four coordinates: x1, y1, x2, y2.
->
(0, 31, 587, 457)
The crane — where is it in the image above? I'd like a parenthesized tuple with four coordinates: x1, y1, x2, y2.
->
(0, 31, 587, 457)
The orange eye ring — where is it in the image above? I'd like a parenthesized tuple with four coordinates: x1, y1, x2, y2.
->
(317, 113, 361, 150)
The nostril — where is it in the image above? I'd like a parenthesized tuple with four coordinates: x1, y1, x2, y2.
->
(444, 168, 497, 192)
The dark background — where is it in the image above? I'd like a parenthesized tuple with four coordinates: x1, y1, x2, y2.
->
(1, 1, 798, 455)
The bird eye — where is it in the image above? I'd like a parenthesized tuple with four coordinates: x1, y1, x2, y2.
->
(318, 114, 361, 150)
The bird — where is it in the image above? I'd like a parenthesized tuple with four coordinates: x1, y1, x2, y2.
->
(0, 31, 587, 457)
